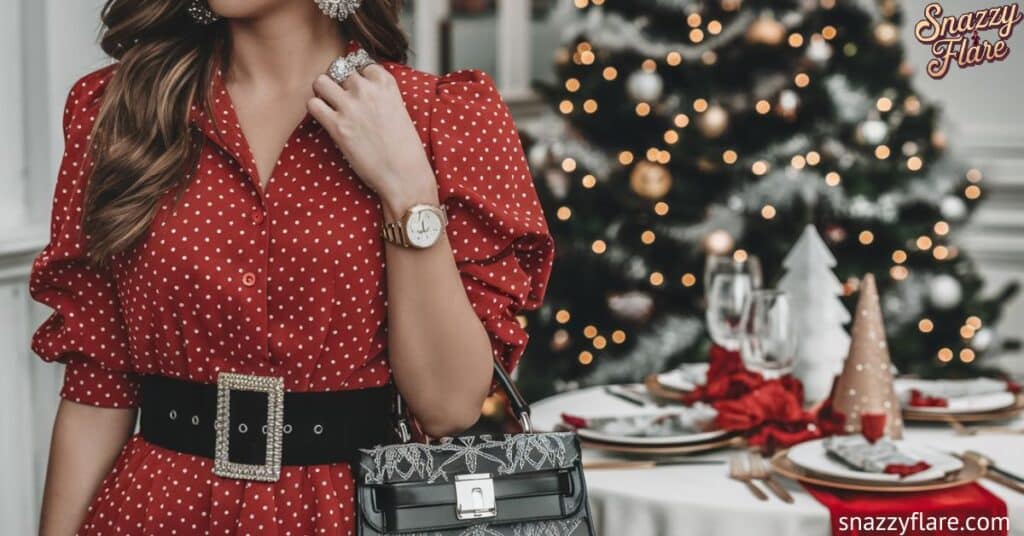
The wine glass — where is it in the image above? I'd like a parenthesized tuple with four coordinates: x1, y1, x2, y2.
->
(703, 254, 763, 297)
(705, 273, 754, 351)
(739, 289, 796, 376)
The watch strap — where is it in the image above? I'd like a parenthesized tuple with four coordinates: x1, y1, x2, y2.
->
(381, 220, 410, 247)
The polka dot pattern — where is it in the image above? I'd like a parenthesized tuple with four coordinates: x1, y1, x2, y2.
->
(30, 58, 553, 534)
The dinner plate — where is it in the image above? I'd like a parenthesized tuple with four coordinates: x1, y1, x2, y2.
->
(894, 378, 1017, 414)
(786, 437, 963, 484)
(906, 392, 1017, 414)
(771, 449, 983, 493)
(575, 425, 729, 446)
(565, 406, 728, 446)
(581, 434, 744, 456)
(531, 384, 726, 446)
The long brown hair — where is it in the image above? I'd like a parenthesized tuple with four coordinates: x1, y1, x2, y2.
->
(84, 0, 407, 263)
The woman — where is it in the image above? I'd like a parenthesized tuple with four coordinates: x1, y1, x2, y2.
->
(32, 0, 553, 533)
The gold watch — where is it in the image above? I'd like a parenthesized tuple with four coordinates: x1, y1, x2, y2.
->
(381, 204, 448, 248)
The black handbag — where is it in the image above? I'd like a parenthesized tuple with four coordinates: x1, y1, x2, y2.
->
(356, 359, 596, 535)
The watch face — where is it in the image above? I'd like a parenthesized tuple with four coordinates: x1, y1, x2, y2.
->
(405, 208, 443, 248)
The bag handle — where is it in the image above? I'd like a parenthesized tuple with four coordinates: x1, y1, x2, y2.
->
(394, 358, 533, 442)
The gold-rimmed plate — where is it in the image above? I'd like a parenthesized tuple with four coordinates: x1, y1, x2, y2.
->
(770, 449, 984, 493)
(903, 395, 1024, 423)
(581, 433, 744, 456)
(643, 373, 689, 402)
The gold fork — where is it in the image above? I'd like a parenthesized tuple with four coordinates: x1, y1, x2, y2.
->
(748, 452, 794, 503)
(729, 453, 768, 501)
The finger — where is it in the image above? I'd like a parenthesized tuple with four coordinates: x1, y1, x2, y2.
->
(306, 97, 337, 129)
(313, 74, 347, 110)
(341, 69, 368, 92)
(361, 63, 390, 83)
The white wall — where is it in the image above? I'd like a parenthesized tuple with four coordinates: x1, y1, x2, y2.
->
(901, 0, 1024, 373)
(3, 1, 108, 532)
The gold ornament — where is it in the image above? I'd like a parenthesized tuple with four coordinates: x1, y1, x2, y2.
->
(703, 229, 735, 255)
(832, 273, 904, 439)
(746, 15, 786, 46)
(697, 104, 729, 138)
(630, 161, 673, 199)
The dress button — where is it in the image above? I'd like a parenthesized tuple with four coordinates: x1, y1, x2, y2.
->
(242, 272, 257, 287)
(251, 209, 265, 224)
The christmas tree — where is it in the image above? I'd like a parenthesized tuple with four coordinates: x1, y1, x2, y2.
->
(778, 224, 850, 403)
(516, 0, 1017, 401)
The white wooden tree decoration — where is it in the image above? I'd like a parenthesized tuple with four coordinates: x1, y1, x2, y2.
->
(778, 224, 851, 404)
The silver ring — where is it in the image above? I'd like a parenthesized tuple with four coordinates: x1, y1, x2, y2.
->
(326, 49, 376, 85)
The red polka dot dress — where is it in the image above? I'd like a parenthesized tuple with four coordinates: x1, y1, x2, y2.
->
(30, 56, 553, 535)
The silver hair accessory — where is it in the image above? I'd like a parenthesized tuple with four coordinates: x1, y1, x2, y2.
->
(326, 49, 375, 85)
(315, 0, 361, 21)
(188, 0, 219, 24)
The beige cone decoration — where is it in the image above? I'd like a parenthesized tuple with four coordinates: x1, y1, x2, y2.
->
(831, 273, 904, 439)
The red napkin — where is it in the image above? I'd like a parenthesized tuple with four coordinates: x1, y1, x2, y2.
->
(561, 413, 588, 429)
(909, 389, 948, 408)
(883, 461, 932, 477)
(682, 345, 826, 451)
(805, 483, 1007, 536)
(681, 345, 763, 405)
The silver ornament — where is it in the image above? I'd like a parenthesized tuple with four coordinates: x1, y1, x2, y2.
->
(607, 291, 654, 322)
(544, 170, 570, 200)
(806, 39, 833, 64)
(940, 196, 968, 221)
(778, 90, 800, 114)
(971, 328, 994, 352)
(858, 119, 888, 145)
(928, 274, 962, 310)
(528, 144, 550, 169)
(626, 70, 664, 102)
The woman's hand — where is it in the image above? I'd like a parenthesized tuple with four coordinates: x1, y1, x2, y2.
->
(308, 64, 438, 219)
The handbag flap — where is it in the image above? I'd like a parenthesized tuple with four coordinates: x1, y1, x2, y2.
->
(357, 432, 586, 533)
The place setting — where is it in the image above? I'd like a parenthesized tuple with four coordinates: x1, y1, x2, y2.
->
(895, 377, 1024, 426)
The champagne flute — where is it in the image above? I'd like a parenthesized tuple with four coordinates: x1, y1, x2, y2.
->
(703, 254, 763, 297)
(739, 289, 796, 376)
(705, 274, 754, 351)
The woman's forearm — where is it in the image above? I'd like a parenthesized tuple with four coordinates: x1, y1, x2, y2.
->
(39, 399, 136, 536)
(383, 187, 495, 438)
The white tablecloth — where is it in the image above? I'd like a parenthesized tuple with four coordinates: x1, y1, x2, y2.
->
(532, 386, 1024, 536)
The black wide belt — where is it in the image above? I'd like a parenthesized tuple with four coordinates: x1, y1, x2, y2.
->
(139, 374, 397, 481)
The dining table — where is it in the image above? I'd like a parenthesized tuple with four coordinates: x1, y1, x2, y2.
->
(532, 385, 1024, 536)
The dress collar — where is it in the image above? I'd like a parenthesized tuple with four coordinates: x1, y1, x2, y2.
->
(188, 40, 363, 189)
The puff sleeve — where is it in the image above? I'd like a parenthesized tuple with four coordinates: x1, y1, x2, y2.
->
(29, 66, 139, 408)
(430, 70, 555, 374)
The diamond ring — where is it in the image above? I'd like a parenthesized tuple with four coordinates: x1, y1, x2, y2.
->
(327, 49, 375, 85)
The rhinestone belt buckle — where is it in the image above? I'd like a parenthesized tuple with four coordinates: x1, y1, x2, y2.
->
(213, 372, 285, 482)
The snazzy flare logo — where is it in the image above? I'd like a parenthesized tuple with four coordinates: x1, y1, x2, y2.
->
(913, 3, 1023, 79)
